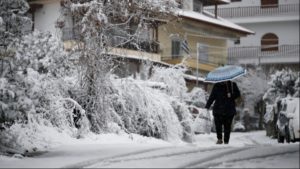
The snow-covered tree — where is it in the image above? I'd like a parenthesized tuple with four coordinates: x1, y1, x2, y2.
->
(0, 0, 31, 57)
(0, 0, 32, 126)
(264, 69, 299, 107)
(60, 0, 179, 133)
(0, 32, 89, 155)
(234, 68, 268, 131)
(263, 69, 299, 137)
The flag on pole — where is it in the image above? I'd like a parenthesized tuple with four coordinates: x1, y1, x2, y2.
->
(181, 40, 190, 55)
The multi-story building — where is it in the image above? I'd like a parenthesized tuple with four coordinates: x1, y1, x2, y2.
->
(206, 0, 300, 72)
(27, 0, 253, 85)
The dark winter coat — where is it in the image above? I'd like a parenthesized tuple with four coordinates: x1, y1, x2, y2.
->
(205, 81, 241, 117)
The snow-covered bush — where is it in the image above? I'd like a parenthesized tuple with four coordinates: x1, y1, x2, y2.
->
(263, 69, 299, 137)
(111, 77, 183, 141)
(293, 73, 300, 97)
(184, 87, 207, 108)
(233, 68, 268, 130)
(0, 32, 89, 154)
(235, 68, 268, 116)
(150, 65, 188, 98)
(106, 65, 196, 142)
(0, 0, 32, 57)
(150, 65, 197, 140)
(263, 69, 299, 113)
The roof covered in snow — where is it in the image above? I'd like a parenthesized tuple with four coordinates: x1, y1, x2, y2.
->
(183, 74, 205, 82)
(177, 10, 255, 35)
(202, 0, 230, 6)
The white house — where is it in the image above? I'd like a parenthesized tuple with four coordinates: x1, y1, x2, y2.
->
(206, 0, 299, 72)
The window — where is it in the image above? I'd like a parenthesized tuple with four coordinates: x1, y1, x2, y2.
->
(193, 0, 203, 13)
(197, 43, 209, 62)
(261, 33, 278, 52)
(234, 39, 240, 45)
(139, 27, 152, 41)
(172, 40, 181, 58)
(261, 0, 278, 8)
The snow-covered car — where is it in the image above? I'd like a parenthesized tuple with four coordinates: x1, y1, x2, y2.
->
(289, 98, 300, 142)
(189, 106, 213, 134)
(276, 97, 300, 143)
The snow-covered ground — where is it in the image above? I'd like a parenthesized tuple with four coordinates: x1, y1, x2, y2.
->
(0, 131, 299, 168)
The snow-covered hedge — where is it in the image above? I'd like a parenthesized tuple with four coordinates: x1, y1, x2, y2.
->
(105, 65, 198, 142)
(263, 69, 299, 123)
(111, 77, 184, 141)
(0, 32, 90, 154)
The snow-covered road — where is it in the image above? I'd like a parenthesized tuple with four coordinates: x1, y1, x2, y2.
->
(0, 131, 299, 168)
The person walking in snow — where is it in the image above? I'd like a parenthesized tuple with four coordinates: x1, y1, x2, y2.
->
(205, 80, 241, 144)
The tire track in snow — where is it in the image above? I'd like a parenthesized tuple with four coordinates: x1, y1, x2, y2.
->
(178, 146, 255, 168)
(87, 146, 231, 168)
(61, 147, 173, 168)
(198, 149, 299, 168)
(62, 146, 229, 168)
(245, 135, 260, 145)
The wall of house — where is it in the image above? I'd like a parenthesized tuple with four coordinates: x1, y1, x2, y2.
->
(208, 0, 300, 66)
(229, 20, 299, 47)
(158, 19, 228, 73)
(34, 0, 61, 36)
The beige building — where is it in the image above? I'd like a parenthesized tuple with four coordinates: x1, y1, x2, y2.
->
(159, 0, 254, 76)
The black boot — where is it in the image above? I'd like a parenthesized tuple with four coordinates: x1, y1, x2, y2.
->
(216, 139, 223, 144)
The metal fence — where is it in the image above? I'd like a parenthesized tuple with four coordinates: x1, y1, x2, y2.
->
(206, 4, 299, 18)
(62, 27, 159, 53)
(227, 44, 300, 65)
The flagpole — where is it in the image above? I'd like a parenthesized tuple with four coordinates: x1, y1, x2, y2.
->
(196, 43, 199, 87)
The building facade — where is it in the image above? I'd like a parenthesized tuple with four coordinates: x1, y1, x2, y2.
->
(27, 0, 253, 81)
(160, 0, 253, 77)
(206, 0, 299, 72)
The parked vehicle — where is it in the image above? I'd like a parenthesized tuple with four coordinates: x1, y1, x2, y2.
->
(276, 97, 300, 143)
(289, 98, 300, 142)
(189, 106, 213, 134)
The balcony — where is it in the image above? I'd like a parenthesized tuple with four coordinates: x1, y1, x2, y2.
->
(227, 44, 300, 65)
(107, 47, 161, 62)
(110, 36, 159, 54)
(62, 27, 159, 54)
(205, 4, 299, 18)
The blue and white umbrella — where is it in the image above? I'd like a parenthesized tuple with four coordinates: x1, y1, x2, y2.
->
(205, 65, 246, 83)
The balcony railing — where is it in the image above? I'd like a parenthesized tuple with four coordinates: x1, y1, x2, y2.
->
(205, 4, 299, 18)
(62, 28, 159, 53)
(227, 44, 300, 65)
(110, 36, 159, 54)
